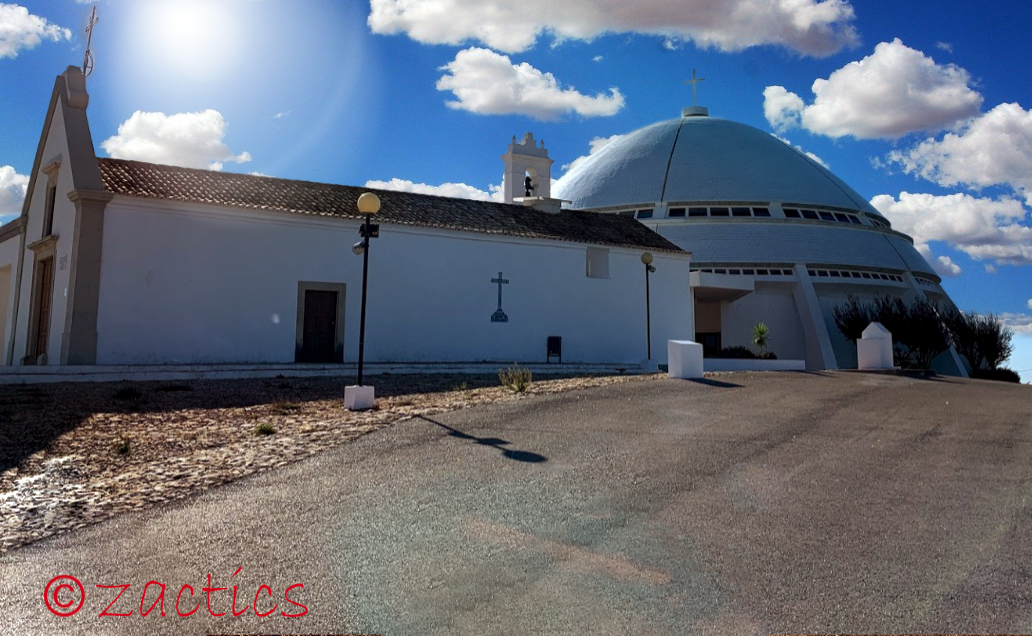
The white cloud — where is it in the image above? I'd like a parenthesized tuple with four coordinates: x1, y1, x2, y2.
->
(592, 55, 603, 62)
(562, 134, 623, 172)
(1001, 313, 1032, 335)
(101, 110, 251, 171)
(935, 41, 953, 54)
(365, 177, 503, 202)
(771, 134, 828, 168)
(763, 86, 804, 132)
(763, 39, 982, 139)
(887, 103, 1032, 206)
(932, 250, 961, 276)
(871, 192, 1032, 267)
(0, 4, 71, 59)
(368, 0, 858, 56)
(0, 165, 28, 223)
(1028, 298, 1032, 311)
(436, 47, 624, 120)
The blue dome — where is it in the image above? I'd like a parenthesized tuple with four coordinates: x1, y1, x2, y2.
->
(554, 115, 884, 219)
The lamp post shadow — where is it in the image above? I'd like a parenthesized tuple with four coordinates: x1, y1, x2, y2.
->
(417, 415, 548, 463)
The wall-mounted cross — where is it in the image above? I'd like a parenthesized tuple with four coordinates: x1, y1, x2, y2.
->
(685, 68, 705, 107)
(491, 272, 509, 323)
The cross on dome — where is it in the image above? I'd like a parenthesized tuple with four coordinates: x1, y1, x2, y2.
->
(684, 69, 705, 107)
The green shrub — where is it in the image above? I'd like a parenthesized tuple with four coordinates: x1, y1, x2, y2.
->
(114, 386, 142, 400)
(254, 422, 277, 436)
(499, 364, 532, 393)
(752, 322, 770, 355)
(971, 367, 1021, 383)
(718, 346, 753, 359)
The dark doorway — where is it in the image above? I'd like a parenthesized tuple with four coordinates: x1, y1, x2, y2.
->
(30, 257, 54, 362)
(300, 289, 338, 363)
(696, 331, 721, 358)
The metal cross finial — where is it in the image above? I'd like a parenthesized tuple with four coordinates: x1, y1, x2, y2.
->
(684, 68, 705, 107)
(82, 6, 99, 81)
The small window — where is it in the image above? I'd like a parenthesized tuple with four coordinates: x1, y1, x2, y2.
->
(42, 182, 56, 237)
(783, 208, 801, 218)
(752, 207, 771, 217)
(758, 269, 770, 275)
(710, 207, 729, 217)
(585, 247, 610, 279)
(714, 268, 727, 274)
(636, 209, 653, 219)
(618, 210, 635, 217)
(819, 211, 835, 221)
(798, 210, 816, 220)
(829, 270, 841, 277)
(848, 215, 862, 224)
(817, 270, 829, 277)
(731, 207, 751, 217)
(729, 269, 741, 275)
(688, 207, 708, 217)
(742, 269, 755, 275)
(834, 213, 850, 223)
(668, 207, 686, 218)
(861, 272, 872, 279)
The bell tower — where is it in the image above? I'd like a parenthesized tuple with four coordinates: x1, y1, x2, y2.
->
(501, 132, 554, 203)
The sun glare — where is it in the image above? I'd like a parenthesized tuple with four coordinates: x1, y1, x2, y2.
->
(142, 0, 245, 82)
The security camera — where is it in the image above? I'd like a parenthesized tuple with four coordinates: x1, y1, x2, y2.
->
(352, 241, 365, 256)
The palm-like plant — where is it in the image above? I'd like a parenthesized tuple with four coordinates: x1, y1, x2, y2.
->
(752, 322, 770, 355)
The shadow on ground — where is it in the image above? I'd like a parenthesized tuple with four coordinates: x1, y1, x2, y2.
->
(417, 415, 548, 463)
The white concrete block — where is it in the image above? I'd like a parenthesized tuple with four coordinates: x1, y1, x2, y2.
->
(858, 322, 894, 370)
(344, 385, 375, 410)
(667, 340, 704, 379)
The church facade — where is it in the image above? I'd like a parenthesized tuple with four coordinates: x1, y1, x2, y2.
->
(0, 67, 693, 369)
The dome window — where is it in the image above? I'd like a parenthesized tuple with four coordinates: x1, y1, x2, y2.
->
(636, 209, 653, 219)
(819, 211, 835, 221)
(668, 207, 686, 218)
(732, 207, 751, 217)
(753, 207, 771, 217)
(688, 207, 707, 217)
(710, 207, 730, 217)
(783, 208, 801, 218)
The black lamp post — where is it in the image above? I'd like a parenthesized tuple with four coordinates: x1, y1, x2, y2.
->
(354, 192, 380, 388)
(641, 252, 656, 360)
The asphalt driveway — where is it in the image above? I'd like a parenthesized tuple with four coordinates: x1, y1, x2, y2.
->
(1, 371, 1030, 635)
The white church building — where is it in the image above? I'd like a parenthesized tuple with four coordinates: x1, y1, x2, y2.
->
(0, 67, 693, 370)
(554, 104, 967, 375)
(0, 66, 967, 376)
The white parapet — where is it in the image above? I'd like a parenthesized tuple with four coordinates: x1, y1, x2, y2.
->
(858, 321, 895, 370)
(344, 385, 375, 411)
(667, 340, 704, 379)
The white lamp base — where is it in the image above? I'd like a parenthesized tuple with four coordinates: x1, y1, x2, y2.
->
(344, 385, 375, 411)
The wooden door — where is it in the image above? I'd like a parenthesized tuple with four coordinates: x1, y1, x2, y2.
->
(300, 290, 337, 363)
(32, 258, 54, 359)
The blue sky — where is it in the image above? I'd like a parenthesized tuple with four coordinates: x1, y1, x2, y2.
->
(1, 0, 1030, 381)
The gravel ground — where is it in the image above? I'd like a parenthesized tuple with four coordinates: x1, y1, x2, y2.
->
(1, 371, 656, 553)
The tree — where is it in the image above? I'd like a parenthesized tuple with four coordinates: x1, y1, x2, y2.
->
(832, 295, 872, 343)
(832, 295, 948, 369)
(942, 308, 1014, 372)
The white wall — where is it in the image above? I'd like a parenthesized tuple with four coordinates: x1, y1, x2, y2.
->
(96, 199, 693, 365)
(11, 100, 80, 364)
(721, 283, 807, 360)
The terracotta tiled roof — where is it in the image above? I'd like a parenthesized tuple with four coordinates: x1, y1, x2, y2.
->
(97, 158, 685, 254)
